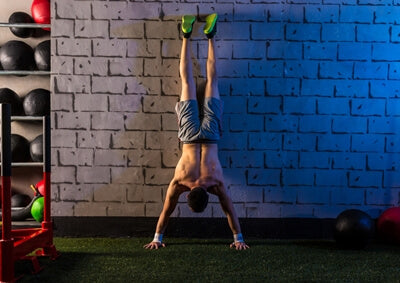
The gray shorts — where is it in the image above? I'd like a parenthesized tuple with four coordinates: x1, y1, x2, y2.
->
(175, 97, 224, 144)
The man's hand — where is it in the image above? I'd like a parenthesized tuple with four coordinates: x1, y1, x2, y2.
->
(230, 241, 250, 250)
(143, 241, 166, 250)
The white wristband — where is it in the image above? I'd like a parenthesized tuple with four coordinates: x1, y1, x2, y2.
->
(233, 233, 244, 243)
(153, 233, 163, 243)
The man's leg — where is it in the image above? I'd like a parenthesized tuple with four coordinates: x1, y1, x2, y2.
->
(204, 37, 219, 99)
(180, 37, 196, 101)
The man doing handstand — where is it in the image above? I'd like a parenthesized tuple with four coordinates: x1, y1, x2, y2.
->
(144, 14, 249, 250)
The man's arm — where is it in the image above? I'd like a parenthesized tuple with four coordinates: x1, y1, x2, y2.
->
(143, 180, 182, 249)
(214, 183, 249, 250)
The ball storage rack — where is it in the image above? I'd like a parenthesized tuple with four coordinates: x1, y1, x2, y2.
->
(0, 107, 58, 278)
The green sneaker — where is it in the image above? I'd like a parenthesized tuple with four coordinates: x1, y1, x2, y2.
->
(204, 13, 218, 39)
(182, 15, 196, 38)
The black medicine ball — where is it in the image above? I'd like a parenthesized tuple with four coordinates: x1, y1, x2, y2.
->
(0, 40, 35, 71)
(10, 134, 30, 162)
(0, 88, 23, 116)
(8, 12, 34, 38)
(23, 88, 50, 116)
(30, 134, 43, 162)
(11, 193, 31, 207)
(34, 40, 50, 71)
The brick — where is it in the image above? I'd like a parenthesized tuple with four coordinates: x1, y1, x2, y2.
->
(94, 149, 127, 166)
(319, 62, 353, 79)
(267, 4, 303, 22)
(230, 78, 265, 96)
(286, 23, 321, 41)
(127, 77, 161, 95)
(384, 172, 400, 188)
(322, 24, 355, 42)
(331, 189, 364, 205)
(229, 151, 264, 168)
(230, 185, 263, 202)
(74, 58, 108, 76)
(92, 2, 126, 20)
(108, 203, 145, 217)
(305, 5, 339, 23)
(217, 59, 248, 77)
(219, 22, 250, 40)
(56, 1, 91, 19)
(374, 6, 400, 24)
(366, 189, 399, 205)
(125, 3, 161, 20)
(265, 151, 298, 169)
(368, 153, 400, 170)
(145, 168, 174, 185)
(52, 129, 76, 148)
(124, 113, 161, 130)
(160, 3, 197, 20)
(246, 203, 281, 218)
(391, 26, 400, 43)
(304, 43, 337, 60)
(249, 61, 283, 78)
(264, 188, 296, 204)
(317, 98, 350, 115)
(145, 132, 179, 150)
(51, 166, 76, 183)
(340, 6, 374, 23)
(56, 39, 91, 57)
(77, 166, 110, 184)
(265, 115, 298, 132)
(283, 134, 316, 151)
(247, 169, 281, 186)
(58, 148, 93, 166)
(389, 63, 400, 80)
(267, 41, 302, 60)
(233, 42, 266, 59)
(111, 167, 144, 184)
(145, 22, 178, 39)
(349, 171, 382, 188)
(284, 61, 318, 79)
(234, 4, 267, 21)
(351, 99, 385, 116)
(143, 96, 177, 113)
(251, 23, 284, 40)
(75, 20, 109, 38)
(371, 81, 400, 98)
(94, 185, 126, 202)
(52, 19, 74, 37)
(283, 97, 316, 114)
(92, 76, 127, 94)
(248, 97, 281, 114)
(354, 62, 387, 80)
(59, 184, 93, 202)
(267, 78, 300, 96)
(335, 80, 369, 98)
(127, 39, 159, 58)
(387, 99, 400, 115)
(74, 203, 107, 217)
(332, 116, 366, 133)
(74, 94, 108, 112)
(229, 114, 264, 132)
(161, 113, 179, 131)
(109, 58, 143, 76)
(224, 97, 247, 114)
(78, 131, 113, 149)
(282, 169, 314, 186)
(357, 24, 389, 42)
(300, 152, 331, 169)
(162, 148, 180, 168)
(51, 93, 73, 112)
(111, 131, 145, 149)
(333, 153, 366, 170)
(109, 95, 142, 112)
(248, 133, 281, 150)
(57, 112, 91, 130)
(299, 116, 330, 133)
(369, 117, 400, 134)
(317, 134, 350, 152)
(93, 39, 127, 57)
(315, 170, 347, 186)
(297, 188, 330, 205)
(338, 43, 371, 61)
(301, 79, 335, 96)
(373, 43, 400, 61)
(351, 134, 385, 152)
(219, 132, 247, 150)
(54, 75, 90, 94)
(91, 112, 125, 130)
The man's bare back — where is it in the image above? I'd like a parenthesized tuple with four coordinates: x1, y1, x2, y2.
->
(173, 144, 224, 194)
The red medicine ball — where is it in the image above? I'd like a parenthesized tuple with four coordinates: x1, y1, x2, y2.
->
(31, 0, 50, 30)
(377, 207, 400, 244)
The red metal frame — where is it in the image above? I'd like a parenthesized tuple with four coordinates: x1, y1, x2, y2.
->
(0, 104, 59, 283)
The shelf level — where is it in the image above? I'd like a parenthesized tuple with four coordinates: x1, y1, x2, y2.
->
(0, 71, 50, 76)
(0, 23, 50, 29)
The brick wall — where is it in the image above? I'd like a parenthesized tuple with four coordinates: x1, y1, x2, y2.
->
(51, 0, 400, 219)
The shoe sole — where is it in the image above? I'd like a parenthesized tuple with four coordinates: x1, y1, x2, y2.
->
(204, 13, 218, 35)
(182, 15, 196, 34)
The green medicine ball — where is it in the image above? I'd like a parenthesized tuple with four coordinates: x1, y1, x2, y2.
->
(31, 196, 44, 222)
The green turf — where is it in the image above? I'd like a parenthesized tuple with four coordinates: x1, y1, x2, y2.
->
(15, 237, 400, 282)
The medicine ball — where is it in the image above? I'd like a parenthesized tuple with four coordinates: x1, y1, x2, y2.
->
(0, 88, 23, 116)
(0, 40, 35, 71)
(31, 0, 50, 31)
(30, 135, 43, 162)
(377, 207, 400, 244)
(334, 209, 375, 249)
(11, 193, 31, 208)
(8, 12, 34, 38)
(34, 40, 50, 71)
(31, 196, 44, 222)
(10, 134, 30, 162)
(23, 88, 50, 116)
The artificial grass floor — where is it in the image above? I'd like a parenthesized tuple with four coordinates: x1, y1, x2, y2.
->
(15, 237, 400, 283)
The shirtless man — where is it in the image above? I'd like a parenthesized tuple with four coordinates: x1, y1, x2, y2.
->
(144, 14, 249, 250)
